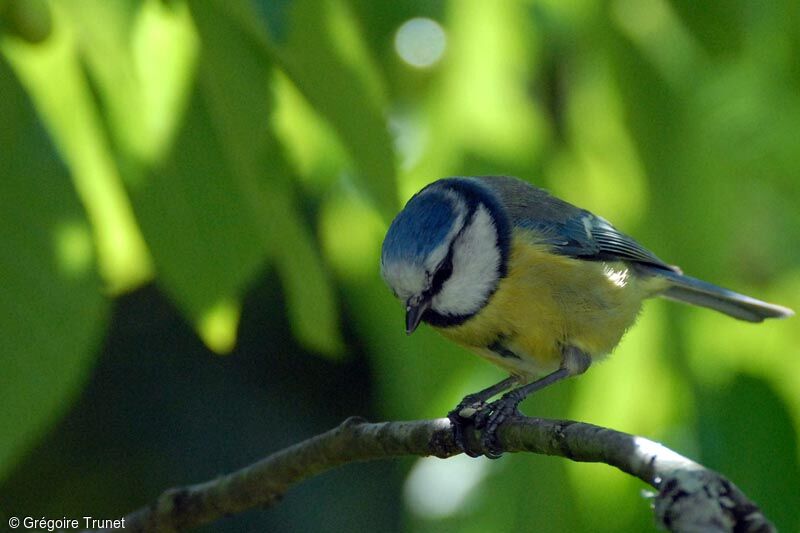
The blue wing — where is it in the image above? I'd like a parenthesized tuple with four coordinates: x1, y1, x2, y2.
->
(528, 213, 673, 269)
(476, 176, 677, 271)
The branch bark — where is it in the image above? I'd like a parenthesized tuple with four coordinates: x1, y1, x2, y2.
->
(87, 416, 775, 533)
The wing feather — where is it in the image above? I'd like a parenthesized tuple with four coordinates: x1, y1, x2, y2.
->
(475, 176, 676, 271)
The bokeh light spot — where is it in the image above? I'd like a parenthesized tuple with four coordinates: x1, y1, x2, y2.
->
(394, 17, 446, 69)
(54, 220, 93, 278)
(404, 455, 489, 518)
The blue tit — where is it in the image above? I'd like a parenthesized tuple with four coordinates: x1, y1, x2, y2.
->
(380, 176, 793, 457)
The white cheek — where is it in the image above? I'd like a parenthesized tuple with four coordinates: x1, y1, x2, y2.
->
(433, 206, 501, 316)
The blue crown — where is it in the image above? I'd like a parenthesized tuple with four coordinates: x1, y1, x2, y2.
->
(381, 189, 457, 265)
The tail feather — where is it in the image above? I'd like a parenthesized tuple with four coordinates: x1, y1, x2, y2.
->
(646, 268, 794, 323)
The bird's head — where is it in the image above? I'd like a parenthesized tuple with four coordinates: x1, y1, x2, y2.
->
(380, 178, 511, 334)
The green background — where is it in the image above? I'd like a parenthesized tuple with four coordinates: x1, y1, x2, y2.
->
(1, 0, 799, 531)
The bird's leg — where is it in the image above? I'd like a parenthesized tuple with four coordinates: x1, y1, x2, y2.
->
(448, 376, 519, 457)
(451, 376, 520, 418)
(474, 346, 591, 458)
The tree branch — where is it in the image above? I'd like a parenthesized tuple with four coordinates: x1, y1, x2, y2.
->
(88, 416, 774, 533)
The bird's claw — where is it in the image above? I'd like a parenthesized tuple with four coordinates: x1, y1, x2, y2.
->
(447, 396, 487, 458)
(473, 397, 521, 458)
(448, 395, 522, 459)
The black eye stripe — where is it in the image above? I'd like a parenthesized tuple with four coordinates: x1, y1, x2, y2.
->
(427, 205, 478, 296)
(430, 247, 454, 294)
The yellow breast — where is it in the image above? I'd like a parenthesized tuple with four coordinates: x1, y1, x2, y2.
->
(435, 230, 666, 379)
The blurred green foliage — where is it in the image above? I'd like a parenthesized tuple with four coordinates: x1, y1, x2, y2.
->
(1, 0, 799, 531)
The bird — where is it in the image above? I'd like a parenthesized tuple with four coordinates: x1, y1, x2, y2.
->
(380, 176, 794, 457)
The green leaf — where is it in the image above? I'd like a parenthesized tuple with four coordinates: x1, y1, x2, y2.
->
(0, 0, 52, 43)
(0, 57, 108, 481)
(130, 87, 269, 319)
(122, 0, 343, 354)
(669, 0, 746, 57)
(272, 181, 344, 355)
(255, 0, 398, 218)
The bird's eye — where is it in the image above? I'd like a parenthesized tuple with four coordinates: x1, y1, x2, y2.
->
(430, 249, 454, 293)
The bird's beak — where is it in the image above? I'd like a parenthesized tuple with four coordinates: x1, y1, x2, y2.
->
(405, 296, 431, 335)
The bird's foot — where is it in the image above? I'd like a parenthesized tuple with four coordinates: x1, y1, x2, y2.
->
(448, 392, 522, 459)
(447, 393, 487, 458)
(472, 394, 522, 459)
